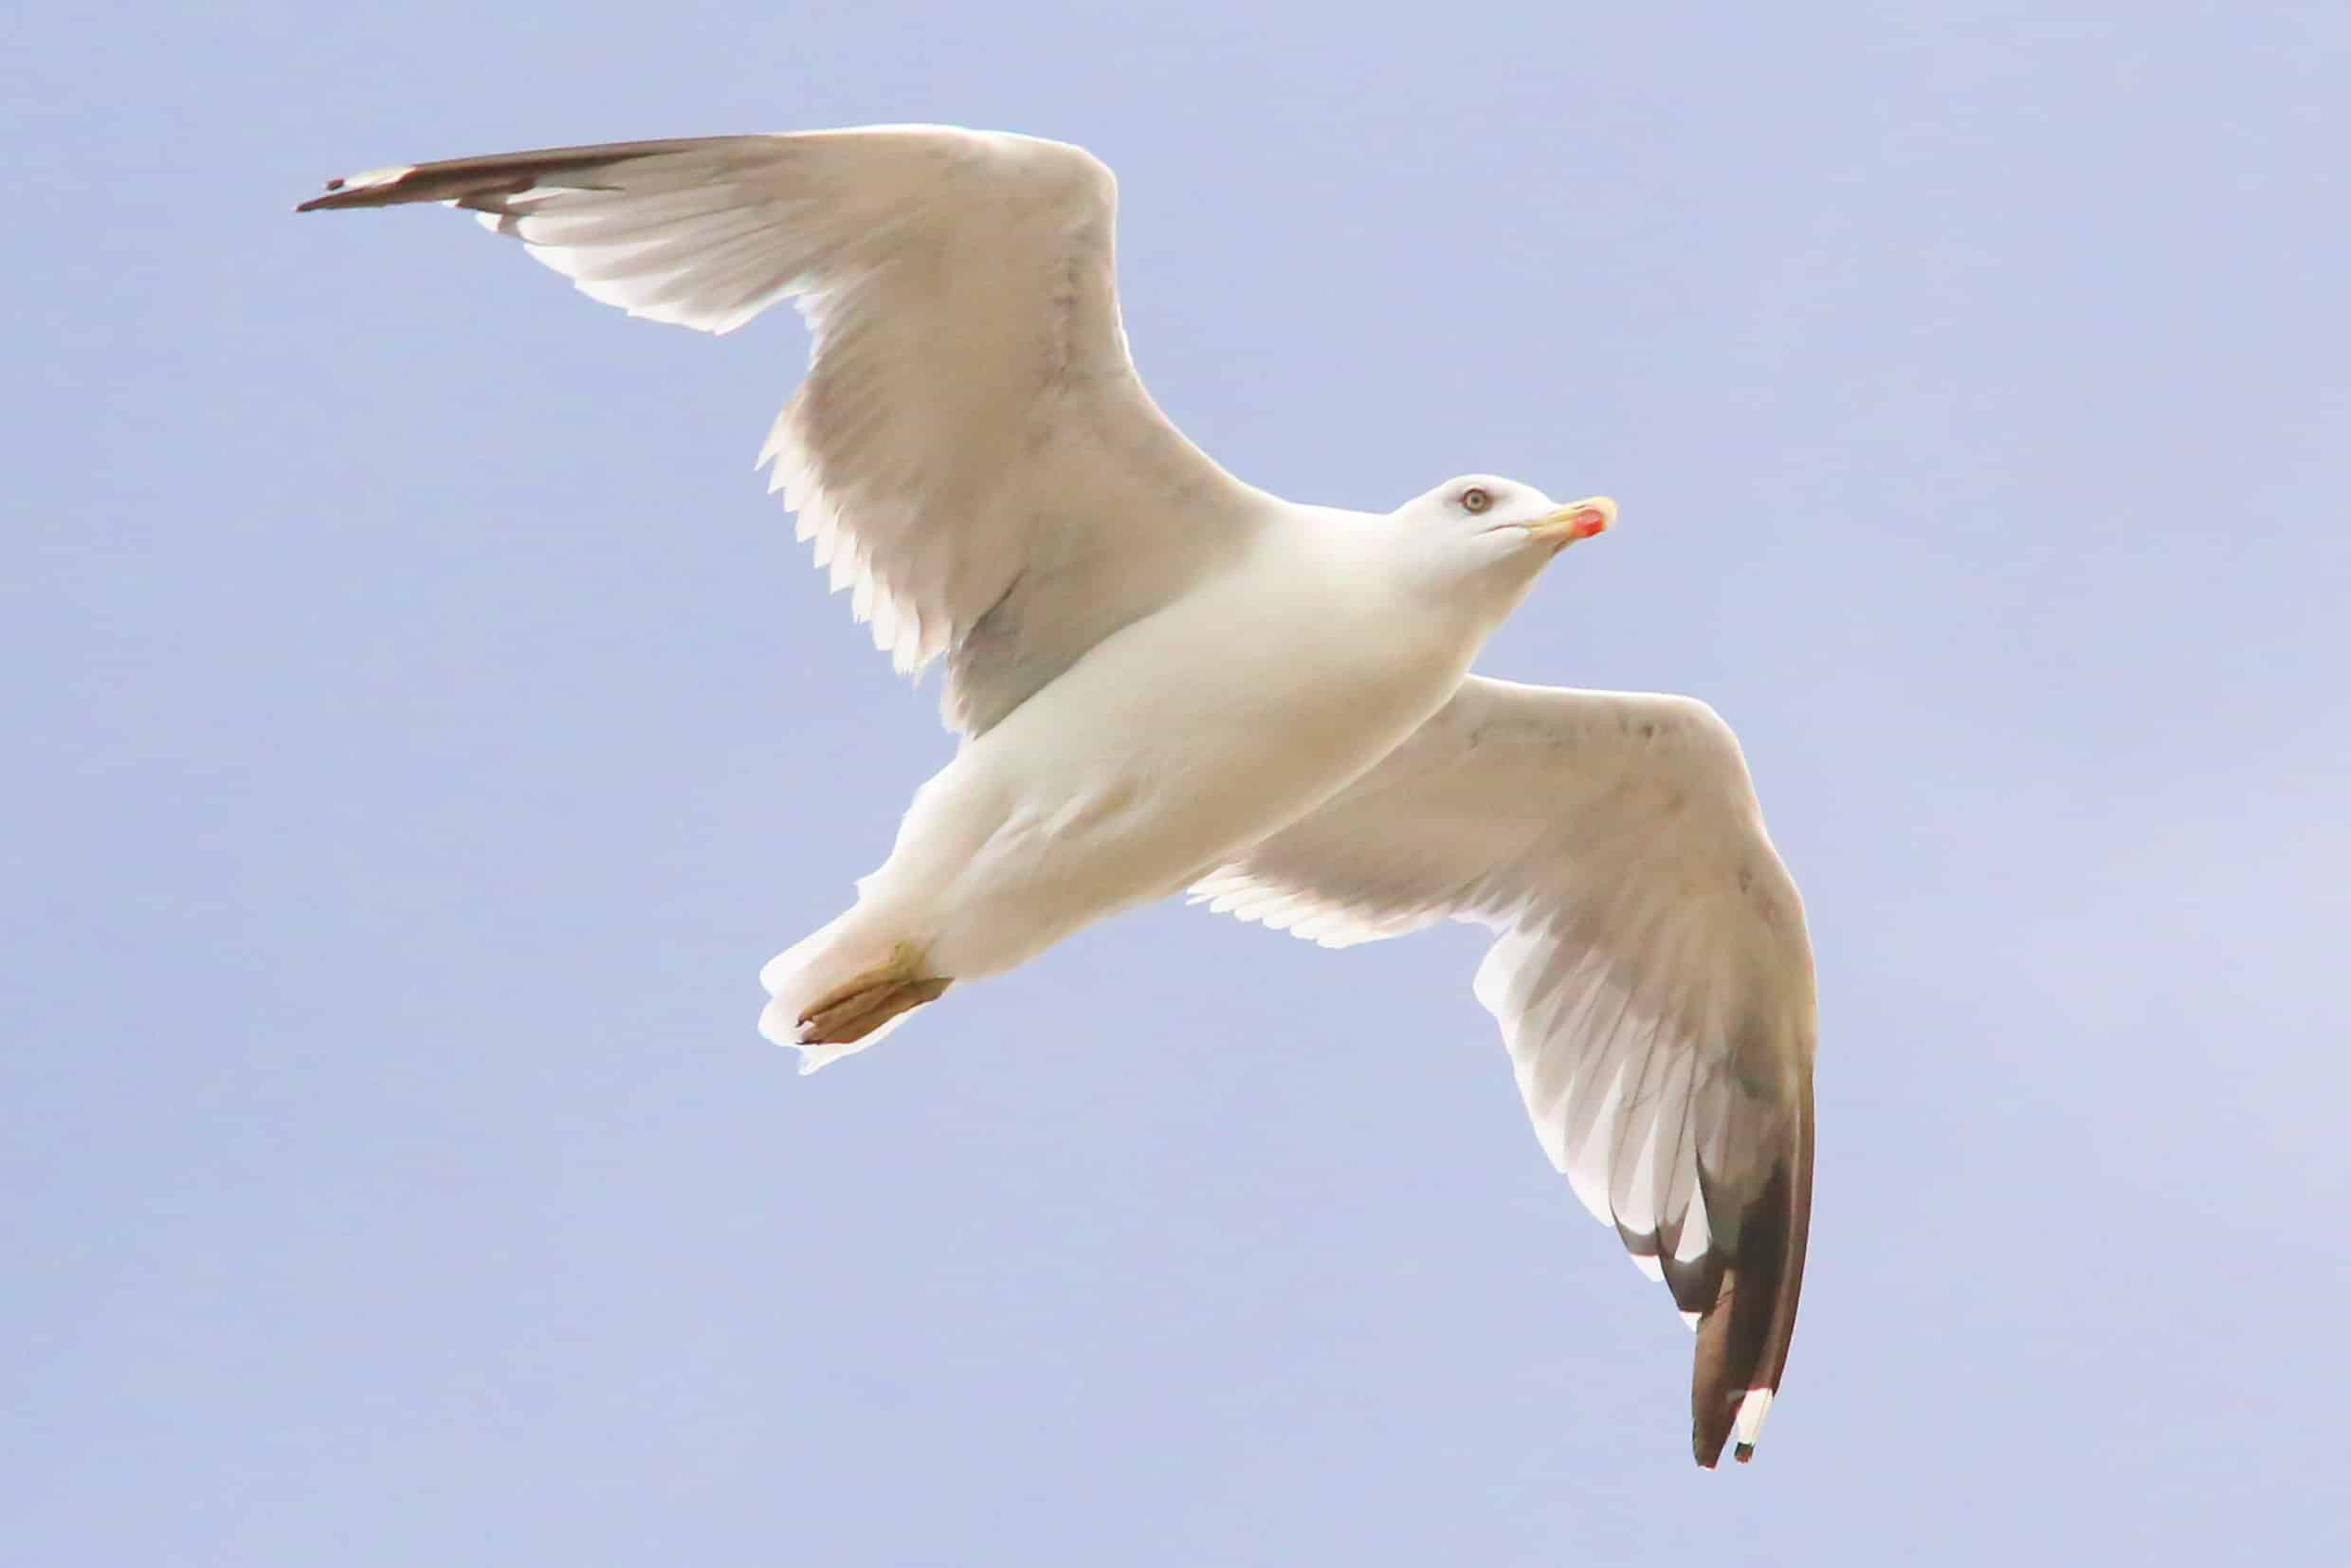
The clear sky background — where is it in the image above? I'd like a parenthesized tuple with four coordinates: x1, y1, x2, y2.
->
(9, 4, 2347, 1563)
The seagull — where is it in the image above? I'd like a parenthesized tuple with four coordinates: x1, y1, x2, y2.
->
(299, 126, 1818, 1468)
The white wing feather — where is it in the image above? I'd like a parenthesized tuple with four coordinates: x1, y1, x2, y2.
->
(1193, 676, 1816, 1465)
(301, 129, 1261, 734)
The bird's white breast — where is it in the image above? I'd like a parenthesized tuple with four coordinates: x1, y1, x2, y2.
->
(871, 513, 1486, 979)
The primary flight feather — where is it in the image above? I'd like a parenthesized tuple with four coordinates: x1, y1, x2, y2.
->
(299, 125, 1817, 1467)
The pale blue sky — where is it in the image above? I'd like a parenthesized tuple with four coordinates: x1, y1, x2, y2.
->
(8, 3, 2348, 1563)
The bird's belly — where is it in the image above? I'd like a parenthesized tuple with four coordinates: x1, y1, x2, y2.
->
(891, 587, 1464, 978)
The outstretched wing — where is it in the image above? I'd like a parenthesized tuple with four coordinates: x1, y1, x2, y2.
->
(301, 128, 1263, 735)
(1193, 676, 1816, 1467)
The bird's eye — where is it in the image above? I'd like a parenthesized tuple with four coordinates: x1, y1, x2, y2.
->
(1460, 486, 1493, 514)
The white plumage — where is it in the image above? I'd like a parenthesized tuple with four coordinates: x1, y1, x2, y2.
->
(301, 125, 1818, 1468)
(1196, 681, 1813, 1329)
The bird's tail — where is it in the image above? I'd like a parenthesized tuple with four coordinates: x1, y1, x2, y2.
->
(756, 908, 948, 1074)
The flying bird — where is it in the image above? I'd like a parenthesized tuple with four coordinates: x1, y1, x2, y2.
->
(299, 127, 1817, 1467)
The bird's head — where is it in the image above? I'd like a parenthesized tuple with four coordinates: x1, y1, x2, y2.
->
(1389, 475, 1614, 599)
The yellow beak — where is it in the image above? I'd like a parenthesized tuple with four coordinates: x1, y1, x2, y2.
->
(1524, 496, 1617, 545)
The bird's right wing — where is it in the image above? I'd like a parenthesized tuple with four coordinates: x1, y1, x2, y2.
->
(1193, 677, 1817, 1467)
(300, 128, 1264, 735)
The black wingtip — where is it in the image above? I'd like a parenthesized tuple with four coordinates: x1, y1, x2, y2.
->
(293, 138, 728, 219)
(296, 175, 375, 214)
(1686, 1096, 1813, 1468)
(296, 177, 399, 213)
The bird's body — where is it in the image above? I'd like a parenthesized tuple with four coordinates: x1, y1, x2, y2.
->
(767, 499, 1543, 1061)
(301, 125, 1818, 1468)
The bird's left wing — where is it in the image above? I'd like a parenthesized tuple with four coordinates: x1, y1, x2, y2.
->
(299, 129, 1263, 736)
(1192, 676, 1817, 1467)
